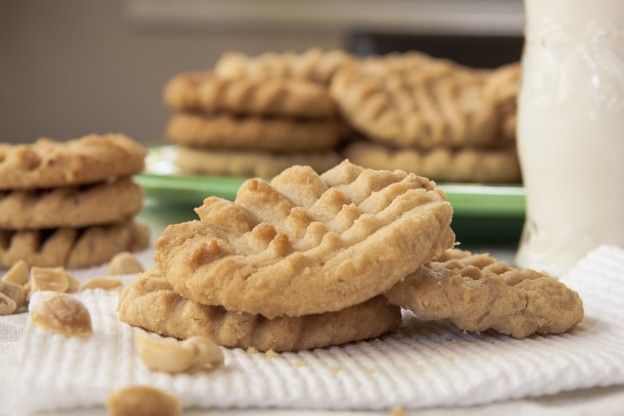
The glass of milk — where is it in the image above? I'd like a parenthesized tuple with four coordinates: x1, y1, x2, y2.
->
(516, 0, 624, 275)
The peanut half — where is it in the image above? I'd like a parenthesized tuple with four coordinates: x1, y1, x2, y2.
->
(30, 267, 70, 293)
(79, 277, 124, 292)
(108, 252, 144, 275)
(1, 260, 29, 285)
(0, 292, 17, 315)
(106, 386, 181, 416)
(31, 293, 92, 337)
(0, 281, 26, 309)
(134, 330, 224, 373)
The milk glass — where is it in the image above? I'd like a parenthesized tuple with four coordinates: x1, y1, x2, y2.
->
(516, 0, 624, 275)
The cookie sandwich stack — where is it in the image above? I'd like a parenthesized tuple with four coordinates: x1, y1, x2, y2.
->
(163, 49, 355, 177)
(0, 134, 149, 268)
(119, 161, 583, 352)
(332, 52, 522, 183)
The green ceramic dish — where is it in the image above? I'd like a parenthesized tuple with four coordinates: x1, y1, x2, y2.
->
(136, 146, 526, 243)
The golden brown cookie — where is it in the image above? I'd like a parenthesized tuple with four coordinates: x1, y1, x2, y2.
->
(166, 113, 346, 152)
(214, 48, 355, 84)
(175, 146, 342, 178)
(385, 249, 584, 338)
(0, 178, 144, 229)
(164, 72, 337, 119)
(0, 221, 149, 269)
(330, 56, 499, 149)
(344, 142, 521, 183)
(0, 134, 146, 190)
(485, 63, 520, 140)
(156, 160, 455, 318)
(119, 268, 402, 352)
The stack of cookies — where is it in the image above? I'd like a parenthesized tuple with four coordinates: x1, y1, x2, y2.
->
(332, 52, 522, 183)
(163, 49, 354, 177)
(0, 134, 150, 268)
(119, 161, 583, 352)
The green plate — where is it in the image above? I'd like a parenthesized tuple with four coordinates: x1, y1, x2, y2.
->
(136, 146, 526, 243)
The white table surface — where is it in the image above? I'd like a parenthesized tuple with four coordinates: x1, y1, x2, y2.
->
(2, 218, 623, 416)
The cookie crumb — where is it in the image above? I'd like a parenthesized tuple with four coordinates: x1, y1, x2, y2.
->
(264, 349, 279, 359)
(246, 347, 257, 354)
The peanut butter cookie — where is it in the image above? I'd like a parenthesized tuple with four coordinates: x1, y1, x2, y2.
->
(0, 134, 146, 190)
(0, 178, 143, 229)
(344, 142, 520, 183)
(166, 113, 346, 152)
(0, 221, 149, 268)
(119, 269, 401, 352)
(385, 249, 584, 338)
(330, 56, 498, 149)
(215, 48, 355, 84)
(164, 72, 337, 119)
(155, 160, 454, 318)
(175, 146, 341, 177)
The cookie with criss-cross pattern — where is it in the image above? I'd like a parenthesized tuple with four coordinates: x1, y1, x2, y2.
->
(119, 268, 401, 352)
(215, 48, 355, 85)
(164, 72, 337, 119)
(385, 249, 584, 338)
(330, 55, 499, 149)
(156, 160, 455, 318)
(0, 134, 145, 190)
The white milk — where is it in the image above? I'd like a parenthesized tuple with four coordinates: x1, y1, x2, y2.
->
(516, 0, 624, 275)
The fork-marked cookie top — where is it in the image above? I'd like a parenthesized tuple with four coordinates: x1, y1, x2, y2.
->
(0, 134, 146, 190)
(164, 72, 337, 119)
(156, 160, 455, 318)
(385, 249, 584, 338)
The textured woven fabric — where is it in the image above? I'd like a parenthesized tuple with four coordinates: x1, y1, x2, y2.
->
(7, 246, 624, 414)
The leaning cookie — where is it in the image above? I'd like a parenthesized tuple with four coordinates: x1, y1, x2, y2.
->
(0, 134, 146, 190)
(175, 146, 342, 177)
(166, 113, 346, 152)
(344, 142, 521, 183)
(330, 59, 498, 149)
(118, 268, 401, 352)
(0, 221, 149, 268)
(0, 178, 143, 229)
(156, 161, 455, 318)
(164, 72, 337, 119)
(384, 249, 584, 338)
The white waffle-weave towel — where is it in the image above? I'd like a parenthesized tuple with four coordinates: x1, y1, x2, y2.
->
(8, 245, 624, 413)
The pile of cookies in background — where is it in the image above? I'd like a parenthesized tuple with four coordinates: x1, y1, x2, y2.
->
(0, 134, 149, 269)
(163, 48, 521, 184)
(163, 49, 353, 177)
(119, 161, 582, 353)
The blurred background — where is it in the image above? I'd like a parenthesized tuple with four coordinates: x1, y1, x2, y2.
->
(0, 0, 523, 144)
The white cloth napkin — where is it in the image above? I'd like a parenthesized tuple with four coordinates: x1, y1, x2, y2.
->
(8, 246, 624, 414)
